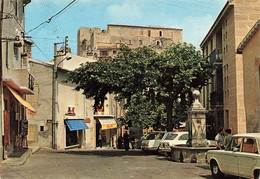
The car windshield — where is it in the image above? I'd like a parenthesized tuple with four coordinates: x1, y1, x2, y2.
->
(146, 133, 157, 140)
(165, 133, 178, 140)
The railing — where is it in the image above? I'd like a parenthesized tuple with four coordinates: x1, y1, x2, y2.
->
(210, 91, 223, 106)
(209, 48, 222, 65)
(28, 73, 34, 91)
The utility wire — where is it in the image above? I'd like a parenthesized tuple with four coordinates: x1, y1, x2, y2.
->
(27, 0, 77, 34)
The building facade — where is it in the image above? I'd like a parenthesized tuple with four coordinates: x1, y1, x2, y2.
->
(77, 24, 183, 58)
(27, 54, 96, 150)
(0, 0, 34, 160)
(237, 20, 260, 133)
(200, 0, 260, 134)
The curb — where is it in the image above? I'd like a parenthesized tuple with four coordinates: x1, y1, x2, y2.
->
(1, 146, 40, 166)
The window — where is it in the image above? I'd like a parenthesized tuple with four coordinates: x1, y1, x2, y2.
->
(179, 134, 188, 140)
(139, 40, 142, 45)
(226, 137, 243, 151)
(113, 50, 117, 55)
(157, 41, 160, 46)
(242, 138, 258, 153)
(132, 29, 135, 35)
(120, 27, 124, 34)
(210, 40, 213, 52)
(155, 133, 165, 139)
(171, 32, 173, 37)
(146, 133, 156, 140)
(140, 29, 144, 35)
(226, 31, 227, 40)
(40, 126, 44, 131)
(14, 46, 19, 61)
(148, 30, 151, 37)
(159, 31, 162, 37)
(165, 134, 178, 140)
(129, 40, 131, 44)
(100, 50, 108, 57)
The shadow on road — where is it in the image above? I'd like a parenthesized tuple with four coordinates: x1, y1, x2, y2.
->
(56, 149, 153, 158)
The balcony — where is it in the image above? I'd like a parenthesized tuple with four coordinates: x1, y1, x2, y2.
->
(209, 48, 222, 65)
(4, 69, 34, 94)
(210, 91, 223, 106)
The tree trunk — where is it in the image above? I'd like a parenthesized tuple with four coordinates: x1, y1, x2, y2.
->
(165, 100, 174, 132)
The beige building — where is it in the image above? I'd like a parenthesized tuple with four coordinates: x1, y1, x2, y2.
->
(77, 24, 183, 58)
(27, 54, 97, 150)
(0, 0, 34, 160)
(200, 0, 260, 134)
(237, 20, 260, 133)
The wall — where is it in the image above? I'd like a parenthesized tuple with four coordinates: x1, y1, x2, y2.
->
(242, 29, 260, 133)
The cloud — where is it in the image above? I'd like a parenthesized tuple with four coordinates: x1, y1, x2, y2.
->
(107, 2, 142, 24)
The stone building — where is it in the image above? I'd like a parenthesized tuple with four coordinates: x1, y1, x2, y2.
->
(200, 0, 260, 134)
(237, 20, 260, 133)
(77, 24, 183, 58)
(26, 54, 97, 150)
(0, 0, 34, 160)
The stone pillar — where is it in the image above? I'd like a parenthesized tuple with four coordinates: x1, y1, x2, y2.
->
(187, 90, 208, 147)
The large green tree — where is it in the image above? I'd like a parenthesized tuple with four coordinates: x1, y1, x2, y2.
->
(67, 43, 214, 131)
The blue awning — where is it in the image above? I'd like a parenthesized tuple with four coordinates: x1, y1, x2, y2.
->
(65, 119, 89, 131)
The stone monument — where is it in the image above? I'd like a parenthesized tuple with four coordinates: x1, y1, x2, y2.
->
(187, 90, 208, 147)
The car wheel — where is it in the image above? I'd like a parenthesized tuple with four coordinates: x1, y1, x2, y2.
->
(254, 170, 260, 179)
(210, 160, 224, 179)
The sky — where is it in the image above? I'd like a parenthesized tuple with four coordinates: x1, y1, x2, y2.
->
(25, 0, 227, 62)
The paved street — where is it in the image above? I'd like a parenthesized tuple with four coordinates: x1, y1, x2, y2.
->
(0, 148, 240, 179)
(0, 148, 213, 179)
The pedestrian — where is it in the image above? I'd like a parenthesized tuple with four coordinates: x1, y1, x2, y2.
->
(130, 136, 135, 150)
(215, 127, 225, 149)
(224, 128, 232, 148)
(98, 133, 102, 148)
(123, 131, 130, 151)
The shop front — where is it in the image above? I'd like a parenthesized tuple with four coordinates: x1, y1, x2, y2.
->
(64, 119, 89, 148)
(3, 84, 36, 158)
(95, 116, 117, 148)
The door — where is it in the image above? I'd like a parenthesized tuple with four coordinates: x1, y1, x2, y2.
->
(220, 137, 242, 175)
(4, 110, 10, 147)
(238, 138, 258, 178)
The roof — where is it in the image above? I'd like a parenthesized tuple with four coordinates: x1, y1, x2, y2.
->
(234, 133, 260, 140)
(237, 19, 260, 52)
(108, 24, 183, 31)
(200, 1, 234, 47)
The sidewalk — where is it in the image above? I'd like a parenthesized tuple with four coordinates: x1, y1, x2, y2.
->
(1, 146, 40, 166)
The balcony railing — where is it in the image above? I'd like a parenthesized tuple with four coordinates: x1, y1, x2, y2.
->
(210, 91, 223, 106)
(209, 48, 222, 65)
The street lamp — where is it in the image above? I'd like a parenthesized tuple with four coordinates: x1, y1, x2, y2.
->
(52, 55, 71, 149)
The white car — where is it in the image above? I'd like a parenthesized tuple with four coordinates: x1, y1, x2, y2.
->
(141, 131, 167, 152)
(158, 131, 188, 155)
(207, 133, 260, 179)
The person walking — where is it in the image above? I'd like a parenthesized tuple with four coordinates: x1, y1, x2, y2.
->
(123, 131, 130, 151)
(98, 133, 102, 148)
(215, 127, 225, 149)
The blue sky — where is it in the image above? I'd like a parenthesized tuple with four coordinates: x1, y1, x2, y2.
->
(25, 0, 227, 62)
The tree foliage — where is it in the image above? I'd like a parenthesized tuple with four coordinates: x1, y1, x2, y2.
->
(67, 43, 214, 131)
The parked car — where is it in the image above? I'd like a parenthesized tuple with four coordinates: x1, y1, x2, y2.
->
(141, 131, 167, 152)
(207, 133, 260, 179)
(158, 131, 188, 155)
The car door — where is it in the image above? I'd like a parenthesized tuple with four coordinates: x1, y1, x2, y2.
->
(237, 138, 258, 178)
(220, 137, 242, 175)
(154, 132, 165, 148)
